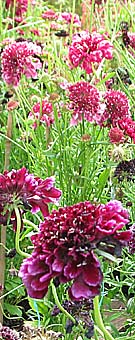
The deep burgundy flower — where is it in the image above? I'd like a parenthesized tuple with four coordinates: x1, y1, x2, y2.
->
(100, 90, 130, 127)
(1, 41, 42, 86)
(19, 200, 131, 301)
(0, 167, 61, 228)
(68, 81, 101, 125)
(114, 159, 135, 182)
(0, 324, 19, 340)
(129, 224, 135, 254)
(108, 127, 125, 144)
(28, 99, 54, 128)
(68, 31, 113, 74)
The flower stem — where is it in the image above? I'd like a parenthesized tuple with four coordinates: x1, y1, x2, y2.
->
(50, 281, 76, 324)
(23, 218, 39, 232)
(93, 296, 115, 340)
(14, 206, 29, 258)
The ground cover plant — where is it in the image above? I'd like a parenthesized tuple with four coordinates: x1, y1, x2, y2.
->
(0, 0, 135, 339)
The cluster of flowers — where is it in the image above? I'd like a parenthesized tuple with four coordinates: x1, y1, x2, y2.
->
(28, 99, 54, 128)
(42, 9, 81, 27)
(0, 167, 61, 229)
(1, 41, 42, 87)
(19, 200, 131, 301)
(67, 81, 135, 144)
(5, 0, 31, 23)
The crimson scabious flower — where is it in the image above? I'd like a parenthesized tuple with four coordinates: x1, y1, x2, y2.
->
(0, 324, 19, 340)
(0, 167, 61, 228)
(28, 99, 54, 128)
(59, 12, 81, 26)
(108, 127, 125, 144)
(42, 9, 58, 20)
(19, 200, 131, 300)
(100, 90, 130, 127)
(5, 0, 29, 21)
(119, 117, 135, 142)
(68, 31, 113, 74)
(1, 41, 42, 86)
(68, 81, 101, 125)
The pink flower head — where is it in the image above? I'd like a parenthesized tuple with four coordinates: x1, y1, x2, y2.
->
(19, 200, 130, 300)
(42, 9, 58, 20)
(100, 90, 130, 127)
(1, 41, 42, 86)
(28, 99, 54, 128)
(0, 167, 61, 229)
(118, 117, 135, 143)
(6, 0, 29, 19)
(68, 31, 113, 74)
(128, 33, 135, 51)
(68, 81, 101, 125)
(0, 324, 19, 340)
(89, 0, 107, 4)
(59, 12, 81, 26)
(108, 127, 125, 144)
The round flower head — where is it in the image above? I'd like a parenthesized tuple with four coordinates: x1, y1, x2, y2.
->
(0, 167, 61, 229)
(0, 324, 19, 340)
(68, 81, 101, 125)
(28, 99, 54, 128)
(119, 117, 135, 143)
(68, 31, 113, 74)
(59, 12, 81, 26)
(19, 200, 131, 300)
(108, 127, 125, 144)
(6, 0, 32, 22)
(100, 90, 130, 127)
(1, 41, 42, 86)
(42, 9, 58, 20)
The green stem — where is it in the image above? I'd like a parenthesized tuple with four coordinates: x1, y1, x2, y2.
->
(50, 281, 76, 325)
(23, 218, 39, 232)
(93, 296, 115, 340)
(14, 206, 30, 258)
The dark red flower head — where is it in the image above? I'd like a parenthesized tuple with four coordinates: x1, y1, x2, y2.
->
(0, 167, 61, 228)
(100, 90, 130, 127)
(68, 81, 101, 125)
(19, 200, 131, 301)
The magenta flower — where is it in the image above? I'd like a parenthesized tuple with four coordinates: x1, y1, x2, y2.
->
(59, 12, 81, 26)
(19, 200, 131, 300)
(100, 90, 130, 127)
(1, 41, 42, 86)
(108, 127, 125, 144)
(0, 324, 19, 340)
(68, 31, 113, 74)
(68, 81, 101, 125)
(5, 0, 29, 20)
(28, 99, 54, 128)
(42, 9, 58, 20)
(119, 117, 135, 143)
(0, 167, 61, 228)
